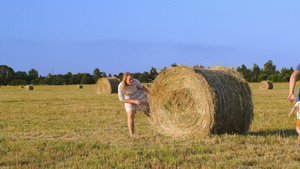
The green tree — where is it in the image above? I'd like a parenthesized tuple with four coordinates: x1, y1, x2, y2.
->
(263, 60, 276, 76)
(80, 73, 93, 84)
(15, 71, 27, 81)
(258, 74, 268, 82)
(193, 64, 205, 69)
(252, 64, 260, 82)
(28, 69, 39, 84)
(149, 67, 158, 81)
(118, 73, 124, 81)
(0, 65, 15, 85)
(93, 68, 101, 81)
(237, 64, 252, 81)
(171, 63, 178, 67)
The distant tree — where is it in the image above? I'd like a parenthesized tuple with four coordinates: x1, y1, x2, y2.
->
(138, 71, 150, 83)
(252, 64, 260, 82)
(93, 68, 101, 81)
(138, 74, 148, 83)
(28, 69, 38, 83)
(263, 60, 276, 76)
(258, 74, 268, 82)
(31, 78, 40, 85)
(278, 67, 293, 82)
(272, 75, 279, 82)
(171, 63, 178, 67)
(149, 67, 158, 81)
(102, 72, 107, 78)
(80, 73, 93, 84)
(193, 64, 205, 69)
(15, 71, 27, 81)
(282, 75, 290, 82)
(237, 64, 252, 81)
(132, 72, 141, 79)
(51, 75, 67, 85)
(118, 73, 124, 81)
(9, 79, 27, 85)
(69, 74, 83, 84)
(0, 65, 15, 85)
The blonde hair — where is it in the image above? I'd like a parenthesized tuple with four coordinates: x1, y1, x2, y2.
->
(122, 72, 132, 95)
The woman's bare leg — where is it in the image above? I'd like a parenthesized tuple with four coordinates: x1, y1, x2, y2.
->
(127, 110, 135, 136)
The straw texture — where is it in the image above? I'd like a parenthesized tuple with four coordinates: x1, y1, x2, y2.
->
(260, 80, 273, 90)
(96, 77, 120, 94)
(149, 66, 253, 138)
(25, 85, 34, 90)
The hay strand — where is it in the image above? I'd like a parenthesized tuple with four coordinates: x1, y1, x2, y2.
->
(149, 66, 253, 138)
(260, 80, 273, 90)
(96, 77, 120, 94)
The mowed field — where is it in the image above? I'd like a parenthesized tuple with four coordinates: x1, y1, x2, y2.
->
(0, 83, 299, 168)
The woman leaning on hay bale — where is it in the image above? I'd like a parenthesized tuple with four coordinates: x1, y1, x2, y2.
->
(118, 72, 151, 136)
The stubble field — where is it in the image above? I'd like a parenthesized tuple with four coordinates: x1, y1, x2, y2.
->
(0, 83, 299, 168)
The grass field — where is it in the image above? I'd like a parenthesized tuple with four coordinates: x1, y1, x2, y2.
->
(0, 83, 299, 168)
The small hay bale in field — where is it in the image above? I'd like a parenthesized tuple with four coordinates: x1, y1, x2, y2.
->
(25, 85, 34, 90)
(96, 77, 120, 94)
(149, 66, 253, 138)
(19, 85, 24, 89)
(77, 85, 83, 89)
(260, 80, 273, 90)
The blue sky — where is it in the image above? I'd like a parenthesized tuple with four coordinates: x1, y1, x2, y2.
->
(0, 1, 299, 76)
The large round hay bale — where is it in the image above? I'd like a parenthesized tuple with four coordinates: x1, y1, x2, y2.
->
(96, 77, 120, 94)
(77, 85, 83, 89)
(149, 66, 253, 138)
(19, 85, 24, 89)
(25, 85, 34, 90)
(260, 80, 273, 90)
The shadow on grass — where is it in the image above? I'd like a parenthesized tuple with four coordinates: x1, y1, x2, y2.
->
(247, 129, 298, 137)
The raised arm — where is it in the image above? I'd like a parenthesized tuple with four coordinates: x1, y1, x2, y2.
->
(141, 86, 152, 95)
(288, 70, 300, 103)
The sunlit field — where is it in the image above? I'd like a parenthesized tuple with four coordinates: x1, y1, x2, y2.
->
(0, 83, 299, 168)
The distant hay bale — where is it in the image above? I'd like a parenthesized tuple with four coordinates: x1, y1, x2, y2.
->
(260, 80, 273, 90)
(25, 85, 34, 90)
(19, 85, 24, 89)
(96, 77, 120, 94)
(149, 66, 253, 138)
(77, 85, 83, 89)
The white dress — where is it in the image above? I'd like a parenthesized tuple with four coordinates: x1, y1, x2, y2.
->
(118, 79, 149, 112)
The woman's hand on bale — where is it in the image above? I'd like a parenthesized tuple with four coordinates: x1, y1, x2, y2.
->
(135, 100, 142, 105)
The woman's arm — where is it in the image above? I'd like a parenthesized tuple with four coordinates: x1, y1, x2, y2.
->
(288, 70, 300, 103)
(121, 99, 142, 105)
(141, 86, 152, 95)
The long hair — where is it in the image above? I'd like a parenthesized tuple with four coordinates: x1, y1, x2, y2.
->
(122, 72, 132, 95)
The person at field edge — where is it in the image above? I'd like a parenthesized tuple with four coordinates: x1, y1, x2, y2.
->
(118, 72, 151, 136)
(287, 63, 300, 103)
(288, 101, 300, 141)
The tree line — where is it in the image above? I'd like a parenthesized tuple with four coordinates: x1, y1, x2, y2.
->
(0, 65, 159, 86)
(0, 60, 297, 86)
